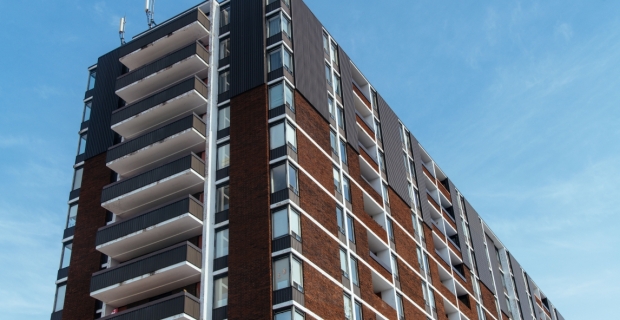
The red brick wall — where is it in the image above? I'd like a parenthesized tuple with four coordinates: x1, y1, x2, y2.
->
(295, 91, 330, 154)
(304, 266, 344, 319)
(301, 215, 341, 280)
(480, 281, 499, 319)
(63, 153, 111, 320)
(228, 85, 272, 319)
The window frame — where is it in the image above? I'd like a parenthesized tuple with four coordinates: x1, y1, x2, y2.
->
(214, 227, 229, 259)
(269, 119, 297, 152)
(337, 105, 345, 130)
(336, 206, 345, 235)
(217, 105, 230, 131)
(66, 204, 78, 228)
(220, 6, 230, 27)
(87, 69, 96, 91)
(270, 161, 299, 194)
(213, 275, 229, 308)
(330, 41, 339, 66)
(346, 214, 356, 243)
(82, 101, 92, 122)
(215, 183, 230, 213)
(339, 139, 348, 164)
(339, 247, 349, 278)
(273, 254, 304, 291)
(272, 205, 302, 241)
(77, 133, 87, 155)
(219, 37, 230, 60)
(343, 176, 351, 203)
(72, 167, 83, 191)
(333, 167, 342, 194)
(216, 143, 230, 170)
(60, 242, 72, 269)
(53, 284, 67, 312)
(218, 70, 230, 94)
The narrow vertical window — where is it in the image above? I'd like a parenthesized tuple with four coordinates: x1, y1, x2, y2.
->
(216, 185, 229, 212)
(54, 284, 67, 312)
(391, 254, 399, 278)
(323, 32, 329, 53)
(354, 300, 363, 320)
(281, 15, 292, 39)
(87, 69, 96, 90)
(272, 207, 289, 239)
(343, 176, 351, 203)
(66, 204, 78, 228)
(284, 83, 295, 109)
(268, 48, 283, 72)
(387, 218, 394, 241)
(375, 119, 382, 142)
(82, 101, 91, 122)
(60, 243, 72, 269)
(217, 144, 230, 169)
(328, 96, 335, 119)
(282, 48, 294, 74)
(286, 122, 297, 150)
(218, 70, 230, 94)
(340, 139, 348, 164)
(219, 38, 230, 59)
(269, 82, 284, 109)
(213, 276, 229, 308)
(267, 14, 282, 38)
(382, 183, 390, 205)
(339, 248, 349, 278)
(271, 164, 287, 193)
(337, 106, 345, 130)
(220, 6, 230, 27)
(325, 64, 332, 84)
(330, 130, 338, 155)
(346, 215, 356, 243)
(331, 41, 339, 66)
(350, 257, 359, 286)
(336, 206, 345, 234)
(334, 75, 342, 97)
(396, 294, 405, 319)
(214, 228, 229, 258)
(77, 133, 87, 155)
(378, 152, 387, 174)
(72, 167, 83, 191)
(344, 294, 353, 320)
(333, 167, 341, 193)
(270, 122, 286, 150)
(218, 106, 230, 131)
(288, 164, 298, 193)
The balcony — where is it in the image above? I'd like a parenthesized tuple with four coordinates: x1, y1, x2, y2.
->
(119, 8, 211, 70)
(90, 242, 202, 308)
(353, 83, 372, 112)
(101, 154, 205, 218)
(116, 41, 210, 104)
(99, 292, 199, 320)
(96, 196, 203, 262)
(356, 114, 375, 138)
(111, 76, 208, 139)
(107, 114, 206, 177)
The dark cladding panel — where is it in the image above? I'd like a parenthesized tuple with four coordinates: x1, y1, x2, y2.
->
(291, 0, 329, 120)
(410, 134, 434, 227)
(526, 274, 542, 319)
(338, 49, 359, 152)
(509, 254, 535, 320)
(230, 0, 265, 97)
(85, 50, 123, 159)
(449, 180, 472, 270)
(487, 234, 510, 315)
(464, 199, 495, 292)
(376, 94, 410, 205)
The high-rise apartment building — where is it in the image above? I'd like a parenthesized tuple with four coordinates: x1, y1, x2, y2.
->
(50, 1, 565, 320)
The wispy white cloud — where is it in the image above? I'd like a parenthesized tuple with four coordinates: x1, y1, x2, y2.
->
(555, 22, 574, 41)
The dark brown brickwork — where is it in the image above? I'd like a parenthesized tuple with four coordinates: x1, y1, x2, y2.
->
(304, 266, 344, 320)
(297, 134, 334, 199)
(295, 91, 330, 154)
(403, 298, 430, 320)
(459, 296, 477, 320)
(301, 215, 341, 280)
(480, 281, 499, 319)
(299, 171, 338, 235)
(63, 153, 111, 320)
(358, 263, 397, 319)
(351, 184, 388, 244)
(228, 85, 272, 320)
(399, 262, 425, 307)
(388, 188, 415, 236)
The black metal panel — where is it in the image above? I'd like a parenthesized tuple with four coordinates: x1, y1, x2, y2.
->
(101, 154, 204, 203)
(338, 49, 359, 152)
(217, 127, 230, 140)
(291, 0, 330, 120)
(99, 292, 200, 320)
(57, 266, 69, 280)
(267, 67, 285, 82)
(215, 209, 229, 224)
(273, 287, 304, 305)
(85, 50, 123, 160)
(464, 199, 495, 293)
(90, 242, 201, 292)
(216, 167, 230, 180)
(50, 310, 62, 320)
(96, 196, 203, 246)
(448, 180, 471, 270)
(376, 94, 410, 204)
(63, 226, 75, 239)
(106, 114, 206, 162)
(271, 188, 290, 203)
(509, 254, 535, 320)
(214, 255, 228, 271)
(487, 234, 510, 315)
(212, 306, 228, 320)
(230, 0, 265, 97)
(69, 188, 80, 201)
(80, 120, 90, 131)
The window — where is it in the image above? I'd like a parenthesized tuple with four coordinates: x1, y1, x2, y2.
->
(375, 119, 382, 142)
(396, 294, 405, 319)
(343, 176, 351, 202)
(328, 96, 335, 119)
(339, 248, 349, 278)
(217, 144, 230, 170)
(337, 106, 345, 130)
(87, 69, 96, 90)
(268, 81, 294, 110)
(336, 206, 345, 234)
(218, 70, 230, 94)
(404, 154, 411, 177)
(413, 188, 421, 213)
(54, 284, 66, 312)
(408, 183, 415, 207)
(409, 159, 416, 180)
(220, 6, 230, 27)
(330, 41, 339, 66)
(77, 133, 87, 155)
(271, 162, 298, 193)
(346, 215, 355, 243)
(330, 130, 338, 155)
(72, 167, 83, 191)
(334, 75, 342, 97)
(382, 183, 390, 205)
(416, 246, 424, 270)
(325, 64, 332, 84)
(350, 257, 359, 286)
(66, 204, 78, 228)
(387, 218, 394, 241)
(354, 300, 363, 320)
(391, 254, 399, 278)
(213, 276, 228, 308)
(333, 167, 341, 193)
(422, 283, 436, 310)
(218, 106, 230, 131)
(404, 130, 412, 153)
(267, 13, 291, 39)
(378, 152, 386, 173)
(275, 309, 304, 320)
(323, 32, 329, 53)
(272, 206, 301, 240)
(219, 38, 230, 59)
(60, 242, 72, 269)
(273, 255, 303, 291)
(82, 101, 92, 122)
(398, 123, 406, 146)
(343, 294, 353, 320)
(215, 184, 229, 212)
(270, 121, 297, 151)
(476, 303, 487, 320)
(340, 139, 348, 164)
(214, 228, 229, 258)
(268, 47, 294, 74)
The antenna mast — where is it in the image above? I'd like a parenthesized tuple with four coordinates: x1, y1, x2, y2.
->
(145, 0, 156, 29)
(119, 17, 126, 45)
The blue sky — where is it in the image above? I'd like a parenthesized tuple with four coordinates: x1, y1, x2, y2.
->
(0, 0, 617, 318)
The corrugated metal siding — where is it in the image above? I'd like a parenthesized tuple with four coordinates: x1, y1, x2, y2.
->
(291, 0, 330, 120)
(230, 0, 266, 97)
(526, 274, 542, 319)
(85, 50, 123, 160)
(409, 134, 433, 227)
(337, 49, 359, 152)
(509, 254, 535, 320)
(448, 180, 471, 270)
(464, 199, 496, 292)
(487, 234, 510, 315)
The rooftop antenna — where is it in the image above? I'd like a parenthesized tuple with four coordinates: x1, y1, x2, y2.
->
(145, 0, 156, 29)
(119, 16, 126, 45)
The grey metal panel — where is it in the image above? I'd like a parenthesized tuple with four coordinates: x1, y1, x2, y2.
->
(230, 0, 266, 97)
(409, 134, 434, 227)
(291, 0, 330, 120)
(509, 254, 535, 320)
(464, 199, 496, 292)
(448, 180, 471, 270)
(85, 50, 123, 159)
(376, 94, 410, 205)
(338, 49, 359, 152)
(487, 234, 510, 315)
(526, 274, 542, 319)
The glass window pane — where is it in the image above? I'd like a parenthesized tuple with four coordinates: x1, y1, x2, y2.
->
(220, 7, 230, 27)
(218, 71, 230, 93)
(282, 16, 291, 38)
(82, 102, 91, 122)
(273, 257, 290, 290)
(336, 206, 344, 233)
(284, 84, 294, 108)
(216, 185, 229, 212)
(87, 70, 96, 90)
(323, 33, 329, 52)
(291, 257, 303, 288)
(346, 215, 355, 243)
(215, 229, 229, 258)
(219, 38, 230, 59)
(271, 164, 287, 192)
(391, 255, 399, 276)
(288, 165, 298, 191)
(340, 249, 349, 277)
(54, 284, 66, 311)
(331, 42, 338, 65)
(325, 64, 332, 84)
(328, 97, 335, 118)
(354, 301, 363, 320)
(218, 106, 230, 131)
(387, 218, 394, 240)
(72, 168, 83, 190)
(283, 49, 293, 73)
(268, 49, 282, 72)
(290, 208, 301, 237)
(267, 15, 280, 37)
(272, 208, 289, 239)
(350, 258, 359, 286)
(333, 168, 341, 193)
(294, 310, 304, 320)
(270, 123, 285, 150)
(269, 83, 284, 109)
(375, 120, 382, 142)
(78, 134, 87, 155)
(340, 140, 347, 164)
(344, 295, 353, 320)
(214, 277, 228, 308)
(286, 122, 297, 149)
(335, 75, 342, 97)
(217, 144, 230, 169)
(330, 131, 337, 153)
(61, 243, 72, 268)
(275, 311, 292, 320)
(67, 204, 78, 228)
(343, 177, 351, 202)
(337, 106, 345, 130)
(397, 294, 404, 315)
